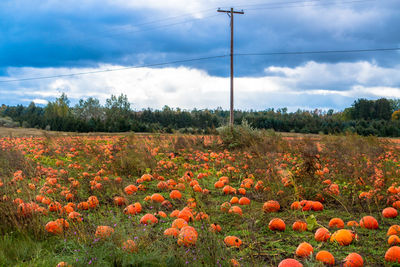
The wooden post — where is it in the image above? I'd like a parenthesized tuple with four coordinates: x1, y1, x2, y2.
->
(218, 8, 244, 126)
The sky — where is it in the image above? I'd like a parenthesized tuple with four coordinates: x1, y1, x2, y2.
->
(0, 0, 400, 111)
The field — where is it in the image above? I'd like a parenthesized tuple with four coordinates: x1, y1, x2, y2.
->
(1, 129, 400, 266)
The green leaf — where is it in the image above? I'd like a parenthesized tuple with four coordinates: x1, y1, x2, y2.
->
(306, 215, 317, 231)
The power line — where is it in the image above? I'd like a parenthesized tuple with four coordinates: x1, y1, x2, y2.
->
(0, 55, 228, 83)
(0, 47, 399, 83)
(231, 0, 324, 9)
(243, 0, 376, 11)
(65, 14, 220, 45)
(16, 8, 216, 46)
(19, 0, 375, 47)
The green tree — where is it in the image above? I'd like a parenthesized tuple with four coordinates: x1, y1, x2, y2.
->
(105, 94, 132, 132)
(74, 97, 104, 121)
(374, 98, 392, 120)
(44, 93, 73, 131)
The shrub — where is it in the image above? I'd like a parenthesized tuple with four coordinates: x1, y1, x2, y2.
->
(216, 120, 263, 149)
(0, 117, 19, 128)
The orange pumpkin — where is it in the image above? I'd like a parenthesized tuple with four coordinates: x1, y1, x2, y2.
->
(140, 214, 158, 225)
(122, 239, 137, 253)
(278, 259, 303, 267)
(230, 258, 240, 267)
(387, 225, 400, 236)
(164, 227, 180, 237)
(150, 193, 165, 203)
(330, 229, 353, 246)
(214, 181, 225, 188)
(172, 218, 188, 229)
(224, 236, 242, 247)
(68, 211, 82, 222)
(393, 201, 400, 210)
(263, 200, 280, 212)
(388, 235, 400, 246)
(315, 227, 331, 242)
(269, 218, 286, 231)
(55, 218, 69, 229)
(343, 253, 363, 267)
(177, 227, 198, 246)
(347, 221, 359, 227)
(209, 223, 222, 233)
(195, 212, 209, 221)
(219, 176, 229, 184)
(329, 218, 344, 229)
(238, 188, 246, 195)
(222, 185, 236, 195)
(124, 185, 138, 195)
(169, 190, 182, 200)
(77, 201, 89, 210)
(56, 262, 70, 267)
(301, 201, 313, 211)
(113, 196, 127, 206)
(49, 202, 62, 212)
(157, 181, 169, 190)
(87, 196, 99, 209)
(238, 197, 250, 205)
(311, 201, 324, 211)
(178, 208, 194, 222)
(45, 221, 63, 235)
(124, 204, 137, 215)
(290, 201, 302, 210)
(133, 202, 142, 213)
(170, 210, 180, 218)
(230, 197, 239, 204)
(315, 250, 335, 265)
(229, 206, 243, 216)
(95, 225, 114, 239)
(359, 216, 378, 229)
(385, 246, 400, 263)
(382, 207, 398, 218)
(292, 221, 307, 232)
(17, 203, 32, 217)
(156, 211, 167, 218)
(295, 242, 313, 257)
(141, 174, 153, 181)
(193, 184, 202, 192)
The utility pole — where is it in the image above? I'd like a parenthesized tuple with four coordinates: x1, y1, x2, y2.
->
(218, 7, 244, 126)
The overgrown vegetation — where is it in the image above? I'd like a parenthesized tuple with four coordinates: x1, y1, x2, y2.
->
(0, 130, 400, 266)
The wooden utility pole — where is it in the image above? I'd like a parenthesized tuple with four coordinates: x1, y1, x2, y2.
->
(218, 8, 244, 126)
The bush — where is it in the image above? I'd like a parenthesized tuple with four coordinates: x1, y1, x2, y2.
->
(0, 117, 19, 128)
(217, 120, 263, 149)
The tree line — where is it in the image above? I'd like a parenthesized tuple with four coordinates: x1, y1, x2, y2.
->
(1, 94, 400, 137)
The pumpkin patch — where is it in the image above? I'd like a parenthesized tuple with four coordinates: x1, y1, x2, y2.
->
(0, 134, 399, 265)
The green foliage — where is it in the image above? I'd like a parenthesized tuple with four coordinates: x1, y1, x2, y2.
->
(347, 98, 393, 120)
(306, 215, 317, 231)
(2, 94, 400, 136)
(110, 135, 158, 176)
(217, 120, 264, 149)
(44, 93, 74, 131)
(0, 116, 19, 128)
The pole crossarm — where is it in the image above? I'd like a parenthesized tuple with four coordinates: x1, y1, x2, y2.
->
(217, 9, 244, 14)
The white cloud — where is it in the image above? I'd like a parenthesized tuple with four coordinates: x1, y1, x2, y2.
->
(32, 99, 48, 105)
(2, 60, 400, 111)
